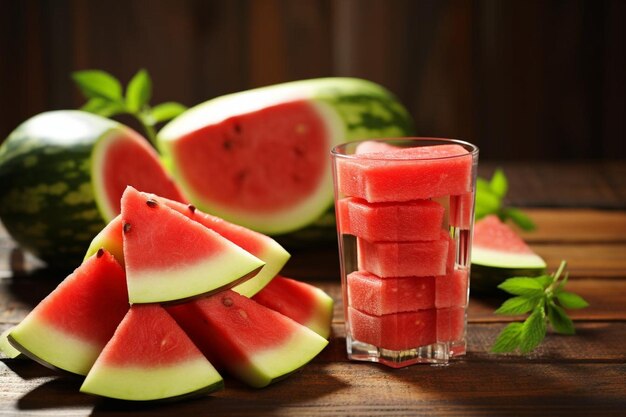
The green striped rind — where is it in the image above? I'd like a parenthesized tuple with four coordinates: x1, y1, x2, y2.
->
(0, 111, 125, 267)
(470, 264, 547, 294)
(81, 359, 224, 401)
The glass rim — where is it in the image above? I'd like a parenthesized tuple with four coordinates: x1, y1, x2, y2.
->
(330, 137, 479, 161)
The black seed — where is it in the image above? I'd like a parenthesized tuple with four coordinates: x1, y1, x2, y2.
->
(222, 297, 233, 307)
(188, 204, 196, 213)
(223, 139, 233, 150)
(233, 122, 242, 133)
(123, 223, 132, 233)
(96, 248, 104, 258)
(146, 199, 158, 208)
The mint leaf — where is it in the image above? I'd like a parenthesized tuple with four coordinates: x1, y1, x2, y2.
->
(547, 303, 575, 335)
(519, 308, 547, 353)
(72, 70, 123, 101)
(81, 98, 125, 117)
(556, 291, 589, 309)
(502, 207, 536, 231)
(491, 322, 523, 353)
(151, 102, 187, 123)
(490, 168, 508, 198)
(475, 190, 501, 219)
(494, 295, 541, 315)
(126, 69, 152, 113)
(535, 275, 553, 289)
(498, 277, 546, 296)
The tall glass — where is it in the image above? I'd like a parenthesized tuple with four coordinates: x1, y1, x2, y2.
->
(331, 138, 479, 368)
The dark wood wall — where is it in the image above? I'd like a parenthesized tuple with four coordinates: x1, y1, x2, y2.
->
(1, 0, 624, 160)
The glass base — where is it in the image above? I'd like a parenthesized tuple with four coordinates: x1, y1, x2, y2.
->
(346, 335, 466, 368)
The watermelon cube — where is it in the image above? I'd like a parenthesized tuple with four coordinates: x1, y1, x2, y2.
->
(348, 307, 437, 351)
(450, 192, 474, 229)
(357, 230, 452, 277)
(336, 144, 473, 202)
(337, 197, 445, 242)
(436, 307, 465, 342)
(347, 271, 435, 315)
(435, 269, 469, 308)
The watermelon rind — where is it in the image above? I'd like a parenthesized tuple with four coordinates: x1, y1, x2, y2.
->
(231, 240, 289, 297)
(0, 328, 22, 359)
(158, 77, 414, 235)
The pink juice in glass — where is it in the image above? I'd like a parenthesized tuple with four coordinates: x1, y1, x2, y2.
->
(331, 138, 478, 367)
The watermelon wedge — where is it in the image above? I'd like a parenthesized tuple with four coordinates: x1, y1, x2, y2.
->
(84, 214, 124, 267)
(252, 275, 334, 339)
(121, 186, 265, 304)
(8, 250, 128, 375)
(167, 290, 328, 388)
(0, 328, 21, 359)
(81, 304, 223, 401)
(471, 214, 546, 291)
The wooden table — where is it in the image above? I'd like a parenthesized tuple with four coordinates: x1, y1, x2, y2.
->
(1, 161, 626, 416)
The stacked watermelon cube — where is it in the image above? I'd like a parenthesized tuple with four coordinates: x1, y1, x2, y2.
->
(333, 139, 477, 366)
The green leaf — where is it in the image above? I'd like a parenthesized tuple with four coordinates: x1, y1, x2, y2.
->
(125, 69, 152, 113)
(491, 322, 523, 353)
(519, 308, 547, 353)
(475, 190, 501, 219)
(151, 102, 187, 123)
(535, 275, 553, 289)
(498, 277, 546, 296)
(490, 168, 508, 198)
(547, 303, 575, 335)
(72, 70, 123, 101)
(80, 98, 126, 117)
(503, 207, 536, 231)
(494, 295, 541, 315)
(556, 291, 589, 309)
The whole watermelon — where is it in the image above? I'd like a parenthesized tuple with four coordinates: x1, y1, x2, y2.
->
(0, 110, 184, 268)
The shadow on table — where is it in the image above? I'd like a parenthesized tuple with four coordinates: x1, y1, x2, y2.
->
(17, 376, 94, 410)
(1, 357, 59, 380)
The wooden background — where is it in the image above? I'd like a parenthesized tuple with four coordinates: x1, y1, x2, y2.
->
(1, 0, 625, 160)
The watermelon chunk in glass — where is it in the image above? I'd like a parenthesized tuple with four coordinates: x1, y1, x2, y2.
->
(336, 144, 472, 203)
(121, 186, 265, 304)
(168, 290, 328, 388)
(436, 307, 465, 342)
(357, 230, 453, 278)
(435, 269, 469, 308)
(8, 250, 128, 375)
(348, 307, 437, 352)
(347, 271, 435, 315)
(450, 192, 474, 229)
(336, 197, 445, 242)
(81, 304, 223, 401)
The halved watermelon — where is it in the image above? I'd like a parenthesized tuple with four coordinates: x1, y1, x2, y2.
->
(167, 290, 328, 388)
(252, 275, 334, 339)
(81, 304, 223, 401)
(8, 250, 128, 375)
(121, 187, 265, 303)
(158, 78, 414, 235)
(471, 214, 546, 292)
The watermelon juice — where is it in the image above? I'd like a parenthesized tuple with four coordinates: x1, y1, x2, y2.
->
(331, 138, 478, 368)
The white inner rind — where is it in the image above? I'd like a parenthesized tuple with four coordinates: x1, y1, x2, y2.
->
(9, 315, 101, 375)
(232, 326, 328, 388)
(80, 358, 222, 401)
(0, 328, 21, 359)
(232, 240, 291, 297)
(471, 247, 547, 269)
(128, 251, 265, 304)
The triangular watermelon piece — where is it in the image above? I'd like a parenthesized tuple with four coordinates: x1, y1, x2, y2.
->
(81, 304, 223, 401)
(252, 275, 334, 339)
(8, 250, 128, 375)
(121, 186, 265, 303)
(167, 290, 328, 388)
(84, 214, 124, 267)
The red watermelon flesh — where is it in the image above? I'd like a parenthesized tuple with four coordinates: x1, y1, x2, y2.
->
(84, 215, 124, 267)
(121, 186, 265, 304)
(252, 275, 334, 339)
(92, 129, 185, 221)
(80, 304, 223, 401)
(8, 250, 128, 375)
(357, 230, 453, 278)
(167, 290, 328, 388)
(450, 192, 474, 229)
(354, 140, 400, 154)
(348, 307, 437, 351)
(435, 269, 469, 308)
(336, 144, 473, 202)
(347, 271, 435, 315)
(436, 307, 465, 343)
(337, 197, 445, 242)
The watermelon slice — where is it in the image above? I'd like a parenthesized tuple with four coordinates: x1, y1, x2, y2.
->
(252, 275, 334, 339)
(121, 186, 265, 304)
(0, 328, 21, 359)
(8, 250, 128, 375)
(84, 214, 124, 267)
(471, 214, 546, 291)
(81, 304, 223, 401)
(167, 290, 328, 388)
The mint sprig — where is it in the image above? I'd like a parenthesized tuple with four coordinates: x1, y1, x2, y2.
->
(491, 260, 589, 354)
(72, 69, 187, 145)
(476, 168, 536, 231)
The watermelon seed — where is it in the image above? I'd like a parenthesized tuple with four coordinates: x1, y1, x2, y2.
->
(188, 204, 196, 213)
(123, 223, 132, 234)
(222, 297, 233, 307)
(146, 199, 158, 208)
(223, 139, 233, 150)
(233, 122, 242, 134)
(97, 248, 104, 258)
